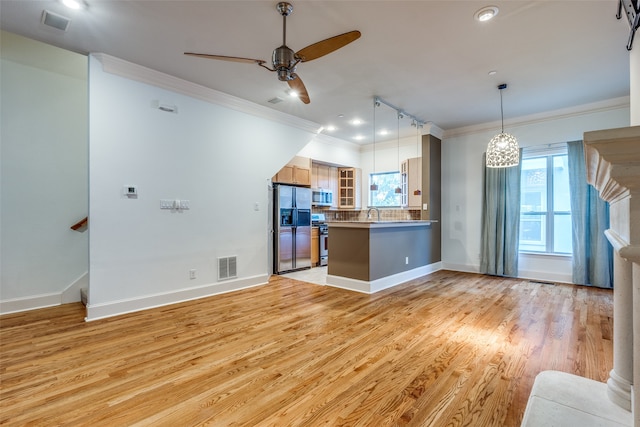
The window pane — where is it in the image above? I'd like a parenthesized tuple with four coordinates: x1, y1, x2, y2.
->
(553, 155, 571, 212)
(519, 213, 546, 252)
(553, 214, 572, 253)
(370, 172, 401, 207)
(521, 157, 547, 212)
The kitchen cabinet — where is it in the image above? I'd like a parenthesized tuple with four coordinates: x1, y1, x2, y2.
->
(401, 157, 422, 208)
(311, 162, 339, 208)
(273, 156, 311, 186)
(311, 226, 319, 266)
(329, 166, 339, 208)
(338, 167, 361, 209)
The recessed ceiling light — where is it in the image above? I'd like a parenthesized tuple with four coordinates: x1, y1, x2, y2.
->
(379, 129, 389, 136)
(488, 70, 498, 76)
(326, 125, 337, 132)
(474, 6, 499, 22)
(354, 135, 365, 141)
(61, 0, 86, 10)
(351, 119, 363, 126)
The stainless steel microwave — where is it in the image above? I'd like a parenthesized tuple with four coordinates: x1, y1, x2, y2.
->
(312, 189, 333, 206)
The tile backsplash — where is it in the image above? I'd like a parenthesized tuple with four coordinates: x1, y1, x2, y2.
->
(313, 208, 422, 221)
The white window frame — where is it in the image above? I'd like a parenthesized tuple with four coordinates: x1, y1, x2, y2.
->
(519, 145, 572, 255)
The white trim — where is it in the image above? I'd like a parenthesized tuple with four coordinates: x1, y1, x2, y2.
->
(517, 269, 573, 285)
(91, 53, 327, 138)
(441, 262, 481, 274)
(326, 262, 442, 294)
(61, 271, 88, 304)
(443, 96, 630, 138)
(85, 274, 269, 321)
(0, 293, 60, 315)
(0, 271, 89, 314)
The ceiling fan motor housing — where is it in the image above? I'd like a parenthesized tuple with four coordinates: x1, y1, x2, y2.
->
(273, 45, 297, 81)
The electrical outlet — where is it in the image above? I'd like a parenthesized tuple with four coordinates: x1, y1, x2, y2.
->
(189, 269, 196, 279)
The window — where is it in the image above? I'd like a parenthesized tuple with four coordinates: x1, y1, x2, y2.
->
(519, 149, 572, 254)
(369, 171, 401, 207)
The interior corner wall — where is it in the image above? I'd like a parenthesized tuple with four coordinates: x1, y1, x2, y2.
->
(0, 41, 88, 312)
(87, 55, 314, 320)
(441, 105, 630, 282)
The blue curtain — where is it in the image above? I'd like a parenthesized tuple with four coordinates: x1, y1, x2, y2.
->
(480, 152, 522, 277)
(567, 140, 613, 288)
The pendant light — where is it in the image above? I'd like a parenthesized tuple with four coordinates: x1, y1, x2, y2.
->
(486, 83, 519, 168)
(413, 120, 422, 196)
(394, 112, 402, 194)
(370, 99, 379, 191)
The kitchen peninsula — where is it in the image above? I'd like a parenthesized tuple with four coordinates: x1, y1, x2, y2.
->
(326, 220, 440, 293)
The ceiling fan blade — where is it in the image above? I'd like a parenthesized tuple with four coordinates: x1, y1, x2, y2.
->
(288, 73, 310, 104)
(184, 52, 266, 65)
(295, 30, 361, 62)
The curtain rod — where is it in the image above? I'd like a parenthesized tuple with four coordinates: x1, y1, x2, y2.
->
(522, 142, 568, 153)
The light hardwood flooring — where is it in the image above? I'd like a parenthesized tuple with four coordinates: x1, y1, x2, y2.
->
(0, 271, 613, 426)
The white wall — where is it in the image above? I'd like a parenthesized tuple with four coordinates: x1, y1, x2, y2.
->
(1, 33, 88, 313)
(441, 100, 630, 282)
(86, 54, 322, 320)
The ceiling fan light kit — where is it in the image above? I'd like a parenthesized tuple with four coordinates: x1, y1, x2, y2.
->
(184, 2, 361, 104)
(486, 83, 520, 168)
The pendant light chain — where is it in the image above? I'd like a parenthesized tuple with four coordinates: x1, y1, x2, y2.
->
(486, 83, 519, 168)
(500, 88, 504, 133)
(370, 99, 379, 191)
(395, 112, 402, 194)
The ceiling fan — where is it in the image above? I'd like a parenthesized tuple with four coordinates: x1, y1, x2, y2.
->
(184, 2, 361, 104)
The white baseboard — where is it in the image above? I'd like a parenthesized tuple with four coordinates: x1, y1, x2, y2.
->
(517, 269, 573, 284)
(61, 272, 88, 304)
(441, 262, 480, 273)
(85, 274, 269, 321)
(0, 271, 89, 315)
(441, 263, 573, 284)
(326, 262, 442, 294)
(0, 293, 61, 315)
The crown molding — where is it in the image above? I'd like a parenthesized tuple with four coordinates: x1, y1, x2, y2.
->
(91, 53, 330, 138)
(443, 96, 630, 139)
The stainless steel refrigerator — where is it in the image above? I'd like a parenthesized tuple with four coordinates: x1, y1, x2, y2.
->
(274, 184, 311, 274)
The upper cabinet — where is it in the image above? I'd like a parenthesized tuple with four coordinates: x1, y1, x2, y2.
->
(312, 162, 339, 208)
(338, 167, 361, 209)
(401, 157, 422, 208)
(273, 156, 311, 186)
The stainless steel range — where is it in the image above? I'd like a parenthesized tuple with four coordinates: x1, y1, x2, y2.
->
(312, 213, 329, 266)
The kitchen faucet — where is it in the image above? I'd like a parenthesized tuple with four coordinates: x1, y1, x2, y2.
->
(367, 207, 380, 222)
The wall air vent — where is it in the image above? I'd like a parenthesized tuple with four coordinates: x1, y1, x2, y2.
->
(41, 10, 71, 32)
(268, 97, 284, 104)
(218, 256, 237, 281)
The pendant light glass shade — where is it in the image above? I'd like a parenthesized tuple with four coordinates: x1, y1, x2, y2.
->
(486, 84, 519, 168)
(486, 132, 519, 167)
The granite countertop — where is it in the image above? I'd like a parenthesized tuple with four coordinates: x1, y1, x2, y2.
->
(327, 220, 437, 229)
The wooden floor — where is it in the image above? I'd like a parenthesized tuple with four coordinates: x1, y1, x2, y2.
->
(0, 271, 613, 426)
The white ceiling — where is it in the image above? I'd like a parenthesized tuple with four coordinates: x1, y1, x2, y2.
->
(0, 0, 632, 143)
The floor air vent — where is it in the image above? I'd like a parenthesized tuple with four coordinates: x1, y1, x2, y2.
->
(218, 256, 237, 281)
(529, 280, 555, 286)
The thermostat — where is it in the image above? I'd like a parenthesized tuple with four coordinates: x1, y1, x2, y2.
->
(124, 185, 138, 197)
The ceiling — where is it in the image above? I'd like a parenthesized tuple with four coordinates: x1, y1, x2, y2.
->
(0, 0, 632, 144)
